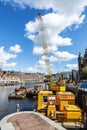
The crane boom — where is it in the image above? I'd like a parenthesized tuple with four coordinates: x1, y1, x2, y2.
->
(38, 12, 53, 85)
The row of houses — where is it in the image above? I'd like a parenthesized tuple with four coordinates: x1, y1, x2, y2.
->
(0, 69, 45, 86)
(0, 69, 24, 86)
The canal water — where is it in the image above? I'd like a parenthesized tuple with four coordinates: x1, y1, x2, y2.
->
(0, 83, 44, 120)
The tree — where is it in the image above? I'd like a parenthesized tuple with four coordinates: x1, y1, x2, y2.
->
(81, 66, 87, 79)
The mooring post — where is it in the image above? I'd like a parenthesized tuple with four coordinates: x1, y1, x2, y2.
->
(16, 104, 20, 112)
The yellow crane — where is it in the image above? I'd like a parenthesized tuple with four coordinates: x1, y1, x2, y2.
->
(38, 12, 66, 92)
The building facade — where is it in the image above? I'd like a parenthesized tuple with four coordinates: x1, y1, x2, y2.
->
(0, 68, 3, 78)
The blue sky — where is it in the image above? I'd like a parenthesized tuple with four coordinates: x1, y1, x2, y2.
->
(0, 0, 87, 74)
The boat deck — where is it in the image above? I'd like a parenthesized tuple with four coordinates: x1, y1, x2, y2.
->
(0, 112, 66, 130)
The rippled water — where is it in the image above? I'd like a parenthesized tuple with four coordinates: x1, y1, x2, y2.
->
(0, 83, 44, 120)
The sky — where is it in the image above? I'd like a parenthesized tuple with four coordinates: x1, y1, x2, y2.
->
(0, 0, 87, 74)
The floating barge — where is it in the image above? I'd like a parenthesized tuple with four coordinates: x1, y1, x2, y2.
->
(8, 87, 27, 99)
(8, 93, 26, 99)
(8, 86, 43, 99)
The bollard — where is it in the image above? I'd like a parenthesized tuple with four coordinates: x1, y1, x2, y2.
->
(16, 104, 20, 112)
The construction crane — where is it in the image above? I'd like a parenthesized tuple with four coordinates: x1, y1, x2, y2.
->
(38, 12, 53, 85)
(38, 12, 66, 92)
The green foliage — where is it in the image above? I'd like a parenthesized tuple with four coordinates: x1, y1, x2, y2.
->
(82, 67, 87, 79)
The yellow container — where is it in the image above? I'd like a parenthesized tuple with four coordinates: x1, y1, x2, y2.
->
(64, 105, 82, 122)
(56, 92, 75, 111)
(58, 99, 75, 111)
(58, 100, 68, 111)
(47, 105, 56, 119)
(56, 92, 75, 99)
(50, 84, 59, 91)
(58, 86, 66, 92)
(50, 84, 66, 92)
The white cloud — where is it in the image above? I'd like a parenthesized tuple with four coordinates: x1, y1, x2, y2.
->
(33, 45, 58, 55)
(25, 4, 86, 57)
(25, 13, 74, 52)
(2, 62, 17, 68)
(9, 44, 22, 53)
(52, 0, 87, 16)
(0, 46, 18, 69)
(26, 60, 46, 73)
(1, 0, 53, 9)
(0, 46, 17, 62)
(49, 35, 72, 47)
(26, 67, 37, 73)
(41, 55, 57, 63)
(37, 59, 46, 68)
(26, 51, 78, 73)
(65, 64, 78, 70)
(37, 58, 53, 74)
(53, 51, 77, 61)
(26, 57, 53, 73)
(49, 56, 58, 62)
(27, 50, 78, 73)
(33, 46, 43, 55)
(2, 0, 87, 14)
(2, 1, 86, 49)
(2, 0, 87, 38)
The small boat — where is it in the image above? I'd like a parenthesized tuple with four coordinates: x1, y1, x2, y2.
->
(15, 87, 26, 92)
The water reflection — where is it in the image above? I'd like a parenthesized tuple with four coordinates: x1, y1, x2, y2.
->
(0, 84, 42, 120)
